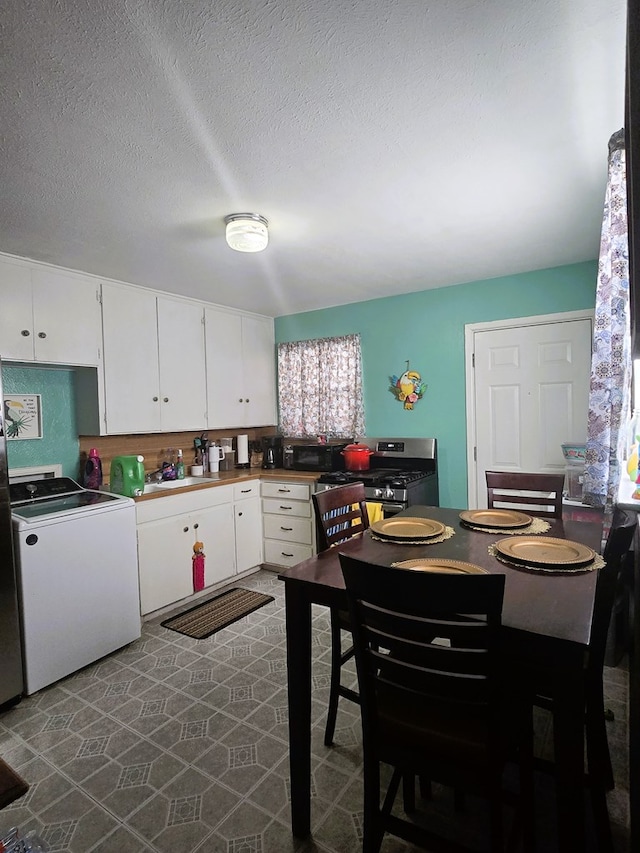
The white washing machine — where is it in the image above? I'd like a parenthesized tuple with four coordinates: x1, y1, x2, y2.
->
(10, 477, 141, 695)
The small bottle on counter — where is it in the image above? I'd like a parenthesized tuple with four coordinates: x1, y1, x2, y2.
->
(176, 449, 185, 480)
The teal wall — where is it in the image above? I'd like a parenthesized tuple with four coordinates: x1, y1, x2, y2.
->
(2, 365, 80, 477)
(275, 261, 598, 508)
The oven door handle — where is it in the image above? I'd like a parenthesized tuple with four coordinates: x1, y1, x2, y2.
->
(378, 502, 406, 517)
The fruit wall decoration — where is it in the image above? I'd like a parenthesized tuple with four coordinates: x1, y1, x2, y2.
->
(389, 361, 426, 410)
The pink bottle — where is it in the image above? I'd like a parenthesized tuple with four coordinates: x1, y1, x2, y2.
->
(83, 447, 103, 490)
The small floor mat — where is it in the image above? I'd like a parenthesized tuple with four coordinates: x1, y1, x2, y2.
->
(161, 587, 275, 639)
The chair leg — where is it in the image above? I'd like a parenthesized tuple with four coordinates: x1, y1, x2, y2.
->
(488, 776, 504, 853)
(402, 773, 416, 813)
(589, 778, 614, 853)
(519, 722, 536, 853)
(453, 788, 466, 812)
(363, 756, 385, 853)
(418, 775, 432, 801)
(586, 679, 615, 791)
(324, 607, 344, 746)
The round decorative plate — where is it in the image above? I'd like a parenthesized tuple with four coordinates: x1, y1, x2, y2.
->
(459, 509, 532, 529)
(393, 558, 488, 574)
(371, 517, 446, 541)
(495, 536, 596, 567)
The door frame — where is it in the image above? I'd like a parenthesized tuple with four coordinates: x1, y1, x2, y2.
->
(464, 309, 594, 508)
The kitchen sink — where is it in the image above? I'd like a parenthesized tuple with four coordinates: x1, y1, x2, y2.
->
(143, 477, 210, 493)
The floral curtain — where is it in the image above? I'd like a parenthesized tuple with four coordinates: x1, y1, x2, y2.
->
(583, 129, 632, 515)
(277, 334, 365, 438)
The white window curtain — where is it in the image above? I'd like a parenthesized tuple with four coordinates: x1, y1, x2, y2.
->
(277, 334, 365, 438)
(583, 128, 632, 515)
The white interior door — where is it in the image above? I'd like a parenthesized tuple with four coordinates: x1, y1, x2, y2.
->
(466, 312, 593, 509)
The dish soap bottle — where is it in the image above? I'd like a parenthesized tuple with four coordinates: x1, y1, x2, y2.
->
(176, 448, 185, 480)
(83, 448, 103, 490)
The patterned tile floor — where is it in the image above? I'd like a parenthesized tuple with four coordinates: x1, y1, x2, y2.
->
(0, 569, 631, 852)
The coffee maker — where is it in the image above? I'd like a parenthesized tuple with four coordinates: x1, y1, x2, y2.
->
(261, 435, 283, 469)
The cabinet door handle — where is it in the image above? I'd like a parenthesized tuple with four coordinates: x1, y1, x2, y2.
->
(245, 398, 250, 403)
(38, 331, 46, 338)
(153, 396, 159, 402)
(278, 488, 291, 493)
(238, 511, 243, 517)
(241, 489, 252, 494)
(280, 526, 293, 531)
(282, 551, 294, 557)
(163, 397, 169, 402)
(280, 505, 292, 510)
(193, 523, 199, 530)
(21, 329, 30, 337)
(183, 526, 189, 533)
(238, 398, 243, 402)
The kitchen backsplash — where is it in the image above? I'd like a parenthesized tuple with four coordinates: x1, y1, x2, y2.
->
(79, 428, 278, 481)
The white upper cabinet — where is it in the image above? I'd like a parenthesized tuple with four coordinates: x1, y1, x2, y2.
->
(205, 307, 276, 429)
(101, 283, 207, 434)
(0, 257, 100, 366)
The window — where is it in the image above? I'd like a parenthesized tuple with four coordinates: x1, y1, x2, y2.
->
(277, 334, 365, 438)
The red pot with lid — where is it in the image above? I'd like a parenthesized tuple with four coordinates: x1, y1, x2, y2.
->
(341, 443, 375, 471)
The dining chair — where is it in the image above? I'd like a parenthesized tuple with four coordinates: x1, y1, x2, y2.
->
(312, 483, 370, 746)
(486, 470, 565, 518)
(534, 506, 637, 853)
(0, 756, 29, 810)
(340, 554, 534, 853)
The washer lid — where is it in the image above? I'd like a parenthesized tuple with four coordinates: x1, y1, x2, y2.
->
(12, 490, 123, 521)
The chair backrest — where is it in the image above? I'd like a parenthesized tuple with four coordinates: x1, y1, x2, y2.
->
(486, 471, 565, 518)
(312, 483, 370, 552)
(339, 554, 506, 742)
(589, 508, 637, 668)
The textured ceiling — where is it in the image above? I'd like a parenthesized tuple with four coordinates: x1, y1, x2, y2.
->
(0, 0, 627, 317)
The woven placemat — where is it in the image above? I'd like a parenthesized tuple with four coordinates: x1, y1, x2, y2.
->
(461, 517, 551, 535)
(161, 587, 274, 639)
(369, 526, 455, 546)
(488, 543, 605, 574)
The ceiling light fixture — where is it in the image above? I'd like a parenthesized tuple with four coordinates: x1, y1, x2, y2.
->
(224, 213, 269, 252)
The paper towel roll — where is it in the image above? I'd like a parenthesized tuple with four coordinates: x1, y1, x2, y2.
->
(236, 434, 249, 466)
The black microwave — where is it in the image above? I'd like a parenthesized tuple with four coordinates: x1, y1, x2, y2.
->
(283, 443, 348, 472)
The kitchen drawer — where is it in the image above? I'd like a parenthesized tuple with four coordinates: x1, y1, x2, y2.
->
(263, 514, 313, 545)
(262, 496, 312, 518)
(264, 539, 313, 568)
(261, 481, 311, 501)
(136, 483, 233, 523)
(234, 480, 260, 501)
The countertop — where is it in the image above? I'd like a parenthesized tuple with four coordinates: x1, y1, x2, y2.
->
(133, 468, 321, 501)
(616, 475, 640, 511)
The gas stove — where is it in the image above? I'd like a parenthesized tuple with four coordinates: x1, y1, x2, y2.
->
(316, 437, 439, 514)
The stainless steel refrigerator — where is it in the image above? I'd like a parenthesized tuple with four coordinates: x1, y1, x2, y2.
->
(0, 358, 24, 706)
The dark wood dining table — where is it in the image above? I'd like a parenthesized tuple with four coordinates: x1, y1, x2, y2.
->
(279, 505, 604, 852)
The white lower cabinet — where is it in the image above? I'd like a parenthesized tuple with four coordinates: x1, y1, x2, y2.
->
(261, 481, 315, 568)
(234, 481, 263, 573)
(136, 485, 236, 616)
